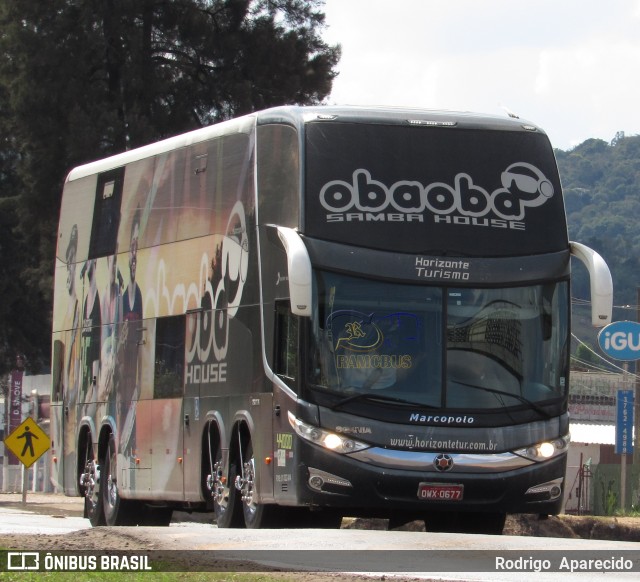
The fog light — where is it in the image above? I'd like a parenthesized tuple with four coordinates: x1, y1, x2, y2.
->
(525, 478, 563, 501)
(309, 475, 324, 490)
(308, 467, 352, 491)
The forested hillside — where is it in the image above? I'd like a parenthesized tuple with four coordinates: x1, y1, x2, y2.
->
(558, 133, 640, 308)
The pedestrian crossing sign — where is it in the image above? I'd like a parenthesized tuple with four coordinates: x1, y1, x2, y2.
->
(4, 417, 50, 468)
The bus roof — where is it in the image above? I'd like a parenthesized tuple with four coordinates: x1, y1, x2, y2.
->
(257, 105, 543, 133)
(65, 114, 257, 182)
(65, 105, 545, 182)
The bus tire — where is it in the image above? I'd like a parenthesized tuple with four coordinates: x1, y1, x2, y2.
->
(102, 435, 135, 526)
(240, 439, 279, 529)
(82, 439, 105, 526)
(210, 436, 242, 528)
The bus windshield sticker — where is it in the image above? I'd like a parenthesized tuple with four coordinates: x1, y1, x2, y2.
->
(328, 311, 418, 390)
(319, 163, 554, 224)
(305, 122, 568, 256)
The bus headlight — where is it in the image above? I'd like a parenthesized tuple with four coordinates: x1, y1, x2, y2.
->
(516, 434, 570, 461)
(288, 411, 370, 454)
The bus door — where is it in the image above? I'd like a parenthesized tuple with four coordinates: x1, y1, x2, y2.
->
(272, 301, 300, 504)
(151, 315, 186, 500)
(79, 259, 101, 419)
(53, 333, 78, 495)
(182, 311, 204, 501)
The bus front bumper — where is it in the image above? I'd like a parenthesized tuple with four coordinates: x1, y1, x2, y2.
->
(293, 440, 566, 517)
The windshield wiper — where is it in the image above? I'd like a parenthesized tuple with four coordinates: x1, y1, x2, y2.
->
(330, 391, 436, 411)
(453, 381, 553, 419)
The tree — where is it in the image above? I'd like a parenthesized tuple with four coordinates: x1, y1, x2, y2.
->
(558, 133, 640, 307)
(0, 0, 339, 374)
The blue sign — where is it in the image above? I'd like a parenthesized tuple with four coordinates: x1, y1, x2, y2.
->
(597, 321, 640, 361)
(615, 389, 634, 455)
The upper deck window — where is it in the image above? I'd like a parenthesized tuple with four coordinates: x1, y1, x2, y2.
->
(89, 168, 124, 259)
(257, 124, 299, 227)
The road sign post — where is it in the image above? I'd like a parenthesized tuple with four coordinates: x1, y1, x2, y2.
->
(616, 389, 634, 455)
(3, 417, 50, 504)
(615, 388, 634, 511)
(598, 322, 638, 512)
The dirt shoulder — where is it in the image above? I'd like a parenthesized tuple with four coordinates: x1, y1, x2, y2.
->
(505, 513, 640, 541)
(0, 492, 84, 518)
(343, 513, 640, 542)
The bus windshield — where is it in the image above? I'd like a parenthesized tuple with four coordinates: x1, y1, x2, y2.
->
(309, 271, 569, 410)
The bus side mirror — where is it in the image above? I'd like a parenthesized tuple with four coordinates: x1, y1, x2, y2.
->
(570, 241, 613, 327)
(277, 227, 312, 317)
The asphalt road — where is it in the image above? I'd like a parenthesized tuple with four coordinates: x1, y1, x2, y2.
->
(0, 494, 638, 581)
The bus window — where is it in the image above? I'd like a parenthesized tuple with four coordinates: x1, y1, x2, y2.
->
(257, 124, 299, 227)
(154, 315, 186, 399)
(89, 168, 124, 259)
(274, 301, 299, 390)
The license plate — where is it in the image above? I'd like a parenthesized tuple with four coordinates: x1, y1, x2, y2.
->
(417, 482, 464, 501)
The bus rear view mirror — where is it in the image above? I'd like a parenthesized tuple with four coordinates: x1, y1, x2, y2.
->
(277, 227, 312, 317)
(570, 241, 613, 327)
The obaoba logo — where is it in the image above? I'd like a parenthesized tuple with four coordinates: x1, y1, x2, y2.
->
(319, 163, 554, 222)
(185, 200, 249, 385)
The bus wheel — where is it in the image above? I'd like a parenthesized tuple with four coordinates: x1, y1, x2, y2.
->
(209, 437, 242, 528)
(102, 435, 134, 526)
(237, 439, 278, 528)
(81, 443, 104, 526)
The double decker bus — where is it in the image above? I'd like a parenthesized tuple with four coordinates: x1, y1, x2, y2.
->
(51, 106, 612, 533)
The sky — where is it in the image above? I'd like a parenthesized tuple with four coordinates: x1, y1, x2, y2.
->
(321, 0, 640, 150)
